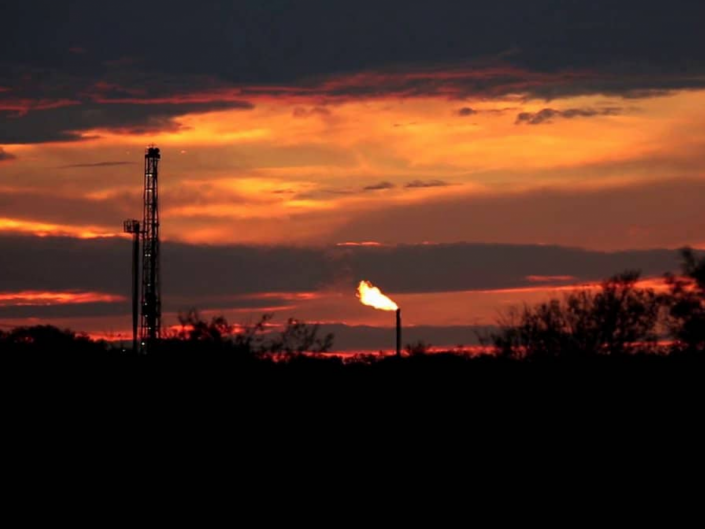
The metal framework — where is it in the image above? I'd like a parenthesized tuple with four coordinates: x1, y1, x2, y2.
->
(140, 146, 161, 351)
(123, 219, 141, 352)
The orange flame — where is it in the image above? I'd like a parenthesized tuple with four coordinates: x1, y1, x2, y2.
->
(356, 280, 398, 311)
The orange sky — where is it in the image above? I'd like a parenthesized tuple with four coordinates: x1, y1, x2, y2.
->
(2, 90, 705, 249)
(2, 84, 704, 342)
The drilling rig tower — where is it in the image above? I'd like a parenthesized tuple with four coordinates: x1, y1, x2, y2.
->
(140, 146, 162, 352)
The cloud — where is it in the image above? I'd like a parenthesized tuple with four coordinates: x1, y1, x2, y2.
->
(2, 1, 705, 146)
(59, 161, 137, 169)
(516, 107, 622, 125)
(0, 190, 136, 228)
(331, 177, 705, 251)
(405, 180, 450, 189)
(0, 235, 683, 300)
(5, 2, 705, 85)
(363, 181, 396, 191)
(0, 147, 15, 162)
(0, 100, 254, 144)
(293, 188, 357, 200)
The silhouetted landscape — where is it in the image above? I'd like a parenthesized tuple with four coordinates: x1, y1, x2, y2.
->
(5, 248, 705, 383)
(4, 3, 705, 409)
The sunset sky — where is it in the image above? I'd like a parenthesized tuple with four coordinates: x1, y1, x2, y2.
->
(2, 1, 705, 349)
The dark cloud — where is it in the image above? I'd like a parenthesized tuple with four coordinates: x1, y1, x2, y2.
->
(294, 187, 358, 200)
(457, 107, 514, 117)
(0, 0, 704, 145)
(59, 161, 137, 169)
(0, 100, 253, 144)
(0, 147, 15, 162)
(405, 180, 449, 189)
(331, 177, 705, 251)
(5, 1, 705, 85)
(0, 235, 683, 300)
(0, 236, 328, 299)
(516, 107, 622, 125)
(363, 182, 396, 191)
(334, 244, 682, 294)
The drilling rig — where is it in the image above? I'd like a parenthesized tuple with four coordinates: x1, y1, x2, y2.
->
(140, 146, 162, 352)
(123, 146, 162, 353)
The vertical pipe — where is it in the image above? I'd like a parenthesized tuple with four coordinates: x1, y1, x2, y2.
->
(396, 308, 401, 357)
(132, 232, 139, 352)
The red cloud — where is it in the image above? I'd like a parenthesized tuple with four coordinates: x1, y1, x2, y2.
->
(0, 98, 80, 116)
(0, 290, 124, 307)
(80, 65, 599, 108)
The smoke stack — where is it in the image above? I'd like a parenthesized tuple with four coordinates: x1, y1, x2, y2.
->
(122, 219, 140, 352)
(396, 308, 401, 357)
(355, 280, 400, 356)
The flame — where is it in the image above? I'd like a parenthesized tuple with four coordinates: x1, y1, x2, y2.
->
(356, 280, 398, 311)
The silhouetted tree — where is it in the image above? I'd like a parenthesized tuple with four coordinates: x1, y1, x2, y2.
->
(405, 340, 431, 356)
(176, 309, 233, 343)
(664, 248, 705, 354)
(486, 272, 661, 359)
(267, 318, 334, 356)
(161, 309, 272, 357)
(0, 325, 106, 357)
(166, 311, 334, 358)
(233, 314, 274, 356)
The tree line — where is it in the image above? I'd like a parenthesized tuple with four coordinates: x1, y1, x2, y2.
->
(483, 248, 705, 359)
(3, 247, 705, 361)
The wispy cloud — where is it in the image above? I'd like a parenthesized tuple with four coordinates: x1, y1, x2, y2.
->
(336, 241, 385, 247)
(363, 181, 396, 191)
(516, 107, 622, 125)
(457, 107, 476, 116)
(405, 180, 450, 189)
(0, 290, 124, 306)
(0, 100, 254, 144)
(59, 161, 137, 169)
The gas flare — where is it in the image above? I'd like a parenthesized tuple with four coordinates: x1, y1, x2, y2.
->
(356, 280, 398, 311)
